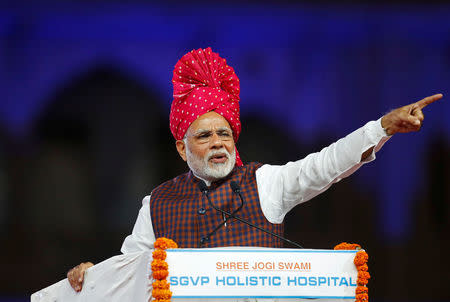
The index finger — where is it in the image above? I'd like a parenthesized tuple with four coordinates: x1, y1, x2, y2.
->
(416, 93, 443, 109)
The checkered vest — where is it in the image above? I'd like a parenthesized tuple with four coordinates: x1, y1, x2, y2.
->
(150, 162, 284, 248)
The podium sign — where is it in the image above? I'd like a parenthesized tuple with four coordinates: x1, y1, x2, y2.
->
(166, 248, 358, 299)
(31, 248, 360, 301)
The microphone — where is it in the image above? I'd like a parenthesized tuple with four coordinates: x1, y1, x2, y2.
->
(198, 180, 209, 194)
(230, 181, 240, 193)
(198, 180, 304, 248)
(227, 182, 303, 249)
(198, 180, 243, 245)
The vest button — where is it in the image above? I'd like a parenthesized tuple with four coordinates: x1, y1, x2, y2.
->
(198, 207, 206, 215)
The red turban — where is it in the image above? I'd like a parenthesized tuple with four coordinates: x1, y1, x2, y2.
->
(170, 47, 243, 166)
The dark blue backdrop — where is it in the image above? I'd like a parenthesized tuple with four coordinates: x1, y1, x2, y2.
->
(1, 3, 449, 245)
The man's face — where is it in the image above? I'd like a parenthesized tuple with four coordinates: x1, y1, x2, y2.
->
(176, 111, 236, 182)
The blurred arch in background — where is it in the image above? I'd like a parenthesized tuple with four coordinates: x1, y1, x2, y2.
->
(3, 65, 183, 293)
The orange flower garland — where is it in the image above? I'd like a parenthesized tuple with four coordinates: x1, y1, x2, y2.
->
(334, 242, 361, 250)
(334, 242, 370, 302)
(150, 238, 178, 302)
(354, 251, 369, 266)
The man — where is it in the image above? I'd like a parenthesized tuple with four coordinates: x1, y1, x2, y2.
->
(67, 47, 442, 292)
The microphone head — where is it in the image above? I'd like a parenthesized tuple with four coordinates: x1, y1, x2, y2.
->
(198, 180, 209, 193)
(230, 181, 241, 193)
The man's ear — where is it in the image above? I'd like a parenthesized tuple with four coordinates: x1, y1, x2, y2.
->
(175, 140, 187, 162)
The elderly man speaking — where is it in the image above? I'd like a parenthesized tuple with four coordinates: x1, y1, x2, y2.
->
(67, 47, 442, 292)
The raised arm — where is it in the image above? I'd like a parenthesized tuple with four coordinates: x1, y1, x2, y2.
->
(360, 94, 443, 160)
(256, 93, 443, 224)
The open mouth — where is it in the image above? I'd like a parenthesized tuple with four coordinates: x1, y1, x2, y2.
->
(209, 153, 228, 164)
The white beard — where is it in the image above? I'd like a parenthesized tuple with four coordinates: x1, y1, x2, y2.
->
(185, 145, 236, 182)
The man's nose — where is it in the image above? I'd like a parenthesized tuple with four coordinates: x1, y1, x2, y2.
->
(210, 133, 224, 148)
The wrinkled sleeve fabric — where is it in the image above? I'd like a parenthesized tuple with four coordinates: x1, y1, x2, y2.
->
(256, 118, 390, 224)
(120, 195, 155, 254)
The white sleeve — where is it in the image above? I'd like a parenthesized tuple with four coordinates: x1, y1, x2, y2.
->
(120, 195, 156, 254)
(256, 118, 390, 224)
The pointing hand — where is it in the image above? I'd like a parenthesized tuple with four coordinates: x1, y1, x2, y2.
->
(381, 94, 443, 136)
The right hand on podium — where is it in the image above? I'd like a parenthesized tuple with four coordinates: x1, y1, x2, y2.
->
(67, 262, 94, 292)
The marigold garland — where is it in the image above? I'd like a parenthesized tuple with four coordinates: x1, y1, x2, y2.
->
(152, 280, 170, 290)
(354, 251, 369, 266)
(153, 270, 169, 280)
(358, 264, 369, 272)
(358, 271, 371, 280)
(355, 293, 369, 302)
(154, 237, 178, 250)
(152, 259, 169, 271)
(152, 249, 167, 260)
(334, 242, 369, 302)
(152, 289, 172, 300)
(334, 242, 361, 250)
(355, 286, 368, 294)
(150, 237, 178, 302)
(357, 278, 369, 286)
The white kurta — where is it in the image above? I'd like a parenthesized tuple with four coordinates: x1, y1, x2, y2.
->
(121, 118, 390, 254)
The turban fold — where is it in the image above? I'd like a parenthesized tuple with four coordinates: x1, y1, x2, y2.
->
(170, 47, 243, 166)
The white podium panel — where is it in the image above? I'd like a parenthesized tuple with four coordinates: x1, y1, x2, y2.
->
(167, 248, 357, 299)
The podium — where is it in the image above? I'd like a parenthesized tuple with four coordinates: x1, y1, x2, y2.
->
(32, 247, 359, 302)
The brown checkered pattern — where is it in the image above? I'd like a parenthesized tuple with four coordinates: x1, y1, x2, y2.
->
(150, 162, 284, 248)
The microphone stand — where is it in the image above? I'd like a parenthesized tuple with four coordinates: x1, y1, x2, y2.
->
(198, 180, 303, 248)
(199, 181, 243, 244)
